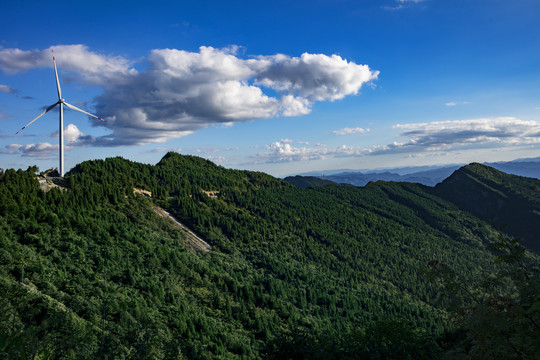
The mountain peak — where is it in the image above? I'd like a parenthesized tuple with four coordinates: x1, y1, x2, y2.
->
(435, 163, 540, 252)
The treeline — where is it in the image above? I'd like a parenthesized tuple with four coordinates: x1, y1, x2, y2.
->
(0, 154, 537, 359)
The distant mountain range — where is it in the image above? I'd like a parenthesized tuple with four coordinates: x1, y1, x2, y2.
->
(285, 161, 540, 253)
(288, 157, 540, 187)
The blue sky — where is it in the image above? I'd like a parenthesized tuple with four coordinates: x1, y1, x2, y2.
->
(1, 0, 539, 176)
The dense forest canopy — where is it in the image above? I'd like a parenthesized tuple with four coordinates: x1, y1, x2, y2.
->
(0, 153, 538, 359)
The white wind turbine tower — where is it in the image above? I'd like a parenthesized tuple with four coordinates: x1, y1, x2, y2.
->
(16, 49, 105, 177)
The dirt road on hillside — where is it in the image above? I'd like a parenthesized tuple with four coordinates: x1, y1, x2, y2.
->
(152, 206, 212, 253)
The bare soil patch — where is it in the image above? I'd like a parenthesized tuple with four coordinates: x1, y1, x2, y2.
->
(152, 206, 212, 253)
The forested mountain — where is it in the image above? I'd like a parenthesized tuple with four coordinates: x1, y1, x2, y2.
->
(282, 175, 336, 189)
(433, 163, 540, 253)
(1, 153, 538, 359)
(486, 158, 540, 179)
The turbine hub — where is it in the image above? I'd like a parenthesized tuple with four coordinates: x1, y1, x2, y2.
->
(60, 98, 65, 103)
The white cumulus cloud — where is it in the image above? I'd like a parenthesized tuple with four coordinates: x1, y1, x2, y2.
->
(260, 141, 328, 162)
(5, 124, 96, 157)
(1, 45, 378, 147)
(0, 45, 135, 85)
(49, 123, 93, 144)
(92, 46, 378, 146)
(255, 52, 379, 102)
(256, 141, 364, 163)
(384, 0, 425, 10)
(3, 142, 58, 157)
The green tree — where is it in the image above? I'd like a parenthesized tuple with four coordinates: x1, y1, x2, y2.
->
(425, 234, 540, 359)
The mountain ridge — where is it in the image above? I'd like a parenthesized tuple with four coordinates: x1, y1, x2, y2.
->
(1, 153, 538, 358)
(291, 158, 540, 186)
(433, 162, 540, 252)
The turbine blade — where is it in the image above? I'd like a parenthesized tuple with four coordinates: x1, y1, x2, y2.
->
(16, 102, 59, 134)
(63, 102, 106, 122)
(52, 50, 62, 100)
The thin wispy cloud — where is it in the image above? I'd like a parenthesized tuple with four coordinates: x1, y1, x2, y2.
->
(369, 117, 540, 155)
(445, 101, 470, 107)
(255, 118, 540, 163)
(383, 0, 426, 10)
(0, 84, 23, 97)
(193, 146, 240, 155)
(146, 147, 184, 154)
(333, 127, 370, 135)
(0, 84, 14, 93)
(0, 45, 379, 147)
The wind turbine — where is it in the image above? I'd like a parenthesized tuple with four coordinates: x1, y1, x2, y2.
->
(16, 49, 105, 177)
